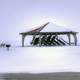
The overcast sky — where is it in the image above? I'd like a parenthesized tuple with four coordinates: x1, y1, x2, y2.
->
(0, 0, 80, 45)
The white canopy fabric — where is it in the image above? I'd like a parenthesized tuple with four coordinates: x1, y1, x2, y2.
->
(41, 22, 72, 32)
(20, 22, 73, 34)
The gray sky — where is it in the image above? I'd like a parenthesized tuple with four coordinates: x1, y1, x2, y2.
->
(0, 0, 80, 45)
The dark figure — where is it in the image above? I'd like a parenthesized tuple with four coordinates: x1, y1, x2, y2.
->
(46, 35, 52, 46)
(0, 43, 6, 47)
(31, 37, 39, 45)
(6, 44, 11, 51)
(41, 35, 47, 46)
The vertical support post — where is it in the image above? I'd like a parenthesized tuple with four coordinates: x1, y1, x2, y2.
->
(39, 35, 42, 47)
(31, 35, 36, 46)
(73, 33, 77, 45)
(22, 35, 25, 47)
(67, 34, 71, 45)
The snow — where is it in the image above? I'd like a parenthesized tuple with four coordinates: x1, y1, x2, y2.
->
(0, 22, 79, 74)
(0, 46, 80, 73)
(41, 22, 72, 32)
(0, 0, 80, 74)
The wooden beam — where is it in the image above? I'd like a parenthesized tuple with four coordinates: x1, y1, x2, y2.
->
(67, 34, 71, 45)
(20, 31, 78, 46)
(73, 33, 77, 45)
(20, 31, 77, 36)
(22, 35, 25, 47)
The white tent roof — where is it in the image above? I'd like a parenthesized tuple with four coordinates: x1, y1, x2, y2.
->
(41, 22, 72, 32)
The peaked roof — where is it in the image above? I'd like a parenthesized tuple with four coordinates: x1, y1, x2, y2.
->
(20, 22, 77, 35)
(20, 22, 49, 35)
(41, 22, 72, 32)
(29, 22, 49, 32)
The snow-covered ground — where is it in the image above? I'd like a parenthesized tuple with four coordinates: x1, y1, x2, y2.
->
(0, 46, 80, 73)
